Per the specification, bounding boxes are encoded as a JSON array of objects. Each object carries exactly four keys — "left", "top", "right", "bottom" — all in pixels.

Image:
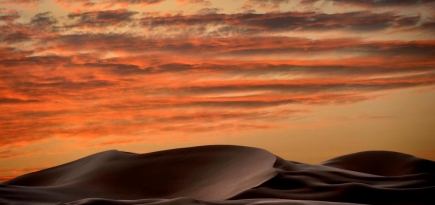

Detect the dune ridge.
[{"left": 1, "top": 145, "right": 434, "bottom": 205}]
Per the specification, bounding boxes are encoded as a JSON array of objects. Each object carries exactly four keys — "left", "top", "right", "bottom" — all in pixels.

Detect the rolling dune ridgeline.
[{"left": 1, "top": 145, "right": 434, "bottom": 205}]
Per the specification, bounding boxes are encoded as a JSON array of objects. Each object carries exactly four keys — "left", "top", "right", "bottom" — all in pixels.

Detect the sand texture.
[{"left": 1, "top": 145, "right": 434, "bottom": 205}]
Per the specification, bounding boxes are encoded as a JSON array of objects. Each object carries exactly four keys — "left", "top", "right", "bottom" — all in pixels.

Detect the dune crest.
[
  {"left": 320, "top": 150, "right": 435, "bottom": 176},
  {"left": 1, "top": 145, "right": 434, "bottom": 205},
  {"left": 2, "top": 145, "right": 277, "bottom": 203}
]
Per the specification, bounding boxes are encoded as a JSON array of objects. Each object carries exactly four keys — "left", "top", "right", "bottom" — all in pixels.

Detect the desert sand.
[{"left": 1, "top": 145, "right": 434, "bottom": 205}]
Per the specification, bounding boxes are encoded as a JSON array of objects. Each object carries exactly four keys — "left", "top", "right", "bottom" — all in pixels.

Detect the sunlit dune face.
[{"left": 0, "top": 0, "right": 435, "bottom": 181}]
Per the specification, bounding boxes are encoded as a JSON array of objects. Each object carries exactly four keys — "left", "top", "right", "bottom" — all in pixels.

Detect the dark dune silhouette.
[{"left": 1, "top": 145, "right": 434, "bottom": 205}]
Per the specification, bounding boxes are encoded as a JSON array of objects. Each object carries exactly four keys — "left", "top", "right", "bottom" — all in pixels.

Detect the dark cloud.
[
  {"left": 43, "top": 34, "right": 435, "bottom": 59},
  {"left": 141, "top": 11, "right": 420, "bottom": 33},
  {"left": 421, "top": 20, "right": 435, "bottom": 31},
  {"left": 0, "top": 55, "right": 70, "bottom": 68},
  {"left": 0, "top": 25, "right": 32, "bottom": 43},
  {"left": 0, "top": 47, "right": 33, "bottom": 60},
  {"left": 175, "top": 74, "right": 435, "bottom": 96},
  {"left": 392, "top": 15, "right": 421, "bottom": 28},
  {"left": 97, "top": 93, "right": 372, "bottom": 111},
  {"left": 9, "top": 79, "right": 115, "bottom": 100},
  {"left": 0, "top": 9, "right": 20, "bottom": 23},
  {"left": 196, "top": 8, "right": 222, "bottom": 15},
  {"left": 26, "top": 58, "right": 433, "bottom": 79},
  {"left": 300, "top": 0, "right": 318, "bottom": 4},
  {"left": 329, "top": 0, "right": 435, "bottom": 7},
  {"left": 80, "top": 63, "right": 153, "bottom": 75},
  {"left": 0, "top": 12, "right": 59, "bottom": 44},
  {"left": 242, "top": 0, "right": 290, "bottom": 10},
  {"left": 67, "top": 9, "right": 138, "bottom": 27},
  {"left": 2, "top": 8, "right": 424, "bottom": 42},
  {"left": 0, "top": 56, "right": 116, "bottom": 101},
  {"left": 0, "top": 98, "right": 39, "bottom": 104},
  {"left": 16, "top": 34, "right": 431, "bottom": 89},
  {"left": 176, "top": 0, "right": 211, "bottom": 6},
  {"left": 31, "top": 12, "right": 58, "bottom": 27}
]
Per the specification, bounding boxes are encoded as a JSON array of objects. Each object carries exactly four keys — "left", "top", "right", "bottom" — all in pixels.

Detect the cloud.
[
  {"left": 173, "top": 73, "right": 435, "bottom": 96},
  {"left": 0, "top": 149, "right": 41, "bottom": 160},
  {"left": 140, "top": 11, "right": 422, "bottom": 36},
  {"left": 0, "top": 25, "right": 32, "bottom": 43},
  {"left": 67, "top": 9, "right": 138, "bottom": 28},
  {"left": 327, "top": 0, "right": 435, "bottom": 7},
  {"left": 31, "top": 12, "right": 58, "bottom": 27},
  {"left": 0, "top": 3, "right": 434, "bottom": 153},
  {"left": 196, "top": 8, "right": 222, "bottom": 15},
  {"left": 242, "top": 0, "right": 290, "bottom": 10},
  {"left": 420, "top": 15, "right": 435, "bottom": 32},
  {"left": 0, "top": 9, "right": 20, "bottom": 23},
  {"left": 54, "top": 0, "right": 166, "bottom": 10},
  {"left": 176, "top": 0, "right": 211, "bottom": 6},
  {"left": 0, "top": 98, "right": 39, "bottom": 104},
  {"left": 0, "top": 0, "right": 43, "bottom": 7},
  {"left": 0, "top": 12, "right": 60, "bottom": 44},
  {"left": 1, "top": 8, "right": 429, "bottom": 45},
  {"left": 2, "top": 49, "right": 431, "bottom": 146},
  {"left": 33, "top": 33, "right": 435, "bottom": 61},
  {"left": 300, "top": 0, "right": 318, "bottom": 4},
  {"left": 0, "top": 47, "right": 33, "bottom": 61}
]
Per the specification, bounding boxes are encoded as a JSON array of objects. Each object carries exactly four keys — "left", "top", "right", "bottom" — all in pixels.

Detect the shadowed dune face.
[
  {"left": 320, "top": 151, "right": 435, "bottom": 176},
  {"left": 63, "top": 198, "right": 366, "bottom": 205},
  {"left": 2, "top": 146, "right": 277, "bottom": 201},
  {"left": 232, "top": 155, "right": 435, "bottom": 205},
  {"left": 1, "top": 146, "right": 435, "bottom": 205}
]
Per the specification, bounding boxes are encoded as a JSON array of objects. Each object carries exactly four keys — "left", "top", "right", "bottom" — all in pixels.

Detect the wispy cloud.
[
  {"left": 0, "top": 0, "right": 43, "bottom": 7},
  {"left": 67, "top": 9, "right": 138, "bottom": 28},
  {"left": 242, "top": 0, "right": 290, "bottom": 10},
  {"left": 312, "top": 0, "right": 435, "bottom": 7},
  {"left": 54, "top": 0, "right": 166, "bottom": 10},
  {"left": 0, "top": 0, "right": 434, "bottom": 163},
  {"left": 176, "top": 0, "right": 211, "bottom": 6},
  {"left": 0, "top": 8, "right": 20, "bottom": 23},
  {"left": 139, "top": 11, "right": 423, "bottom": 35}
]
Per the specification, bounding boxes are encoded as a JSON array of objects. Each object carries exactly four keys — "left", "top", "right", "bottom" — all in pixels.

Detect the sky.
[{"left": 0, "top": 0, "right": 435, "bottom": 181}]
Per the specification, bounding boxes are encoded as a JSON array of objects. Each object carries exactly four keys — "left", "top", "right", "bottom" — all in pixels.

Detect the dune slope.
[
  {"left": 1, "top": 146, "right": 277, "bottom": 204},
  {"left": 1, "top": 146, "right": 434, "bottom": 205},
  {"left": 232, "top": 154, "right": 435, "bottom": 205}
]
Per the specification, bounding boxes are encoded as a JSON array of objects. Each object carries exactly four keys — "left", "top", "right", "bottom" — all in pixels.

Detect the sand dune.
[{"left": 1, "top": 145, "right": 434, "bottom": 205}]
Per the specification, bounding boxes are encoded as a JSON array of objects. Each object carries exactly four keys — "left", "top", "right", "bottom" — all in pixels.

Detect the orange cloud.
[
  {"left": 1, "top": 3, "right": 434, "bottom": 163},
  {"left": 0, "top": 149, "right": 41, "bottom": 160},
  {"left": 315, "top": 0, "right": 435, "bottom": 7},
  {"left": 0, "top": 0, "right": 42, "bottom": 7},
  {"left": 139, "top": 11, "right": 422, "bottom": 35},
  {"left": 0, "top": 8, "right": 20, "bottom": 23},
  {"left": 54, "top": 0, "right": 166, "bottom": 11}
]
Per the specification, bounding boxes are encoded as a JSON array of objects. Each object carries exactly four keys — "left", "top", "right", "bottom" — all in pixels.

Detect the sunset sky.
[{"left": 1, "top": 0, "right": 435, "bottom": 181}]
